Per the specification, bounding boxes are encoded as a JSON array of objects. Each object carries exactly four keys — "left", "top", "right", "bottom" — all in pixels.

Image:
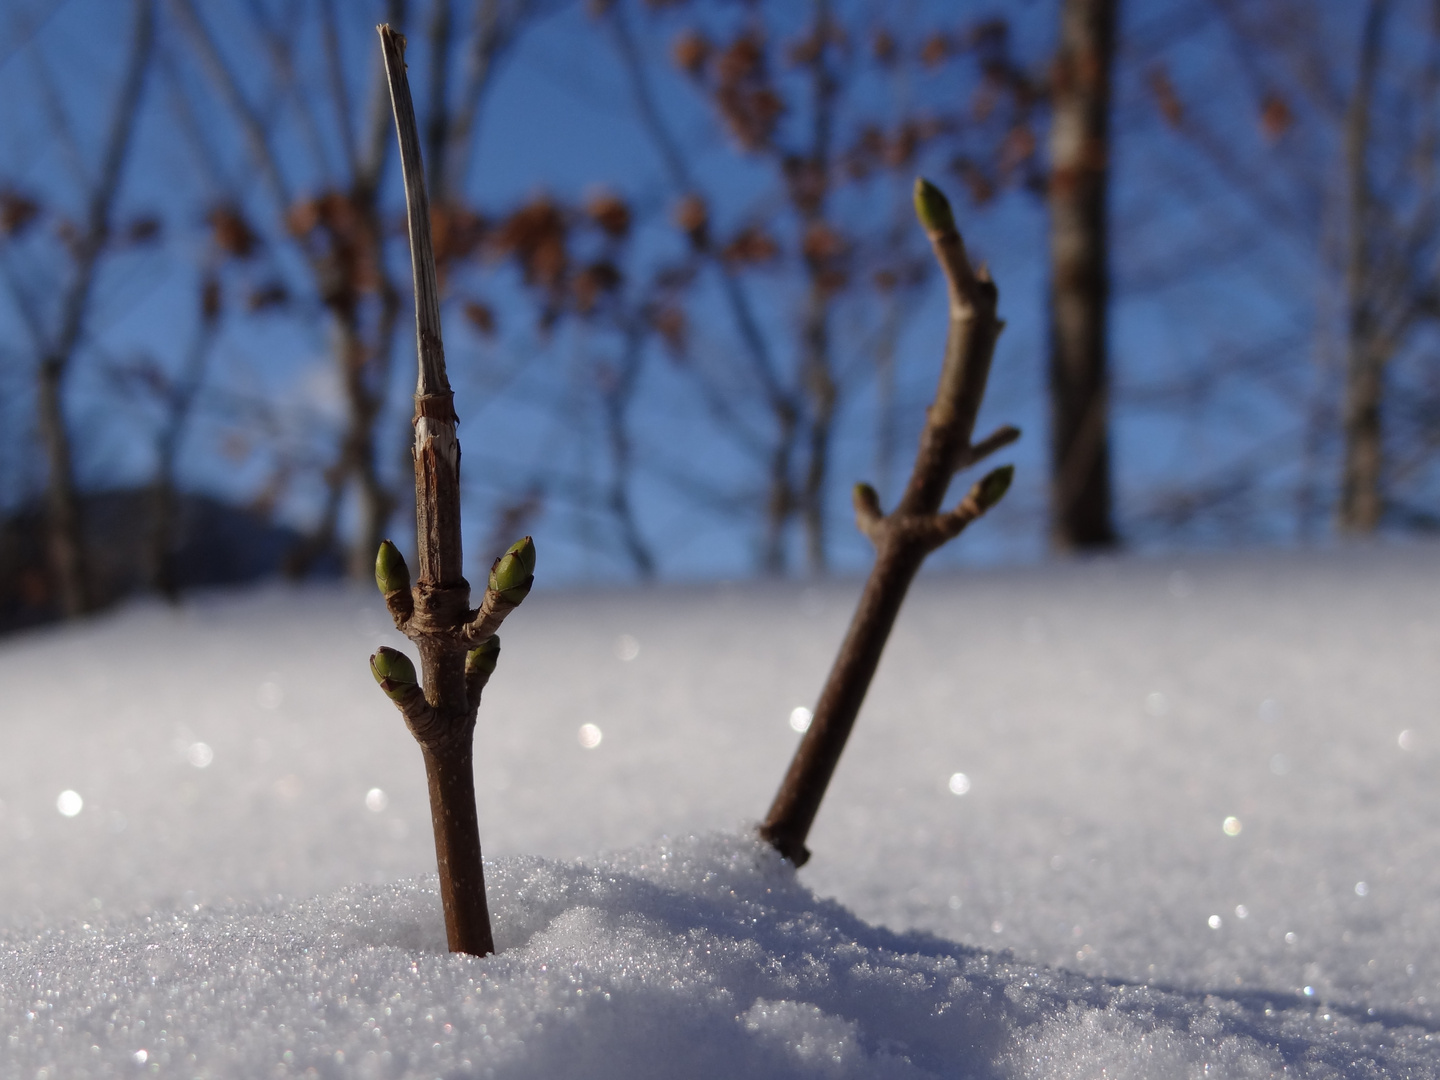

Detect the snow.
[{"left": 2, "top": 544, "right": 1440, "bottom": 1077}]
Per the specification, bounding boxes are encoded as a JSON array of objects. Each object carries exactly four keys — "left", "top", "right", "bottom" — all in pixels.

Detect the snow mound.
[
  {"left": 8, "top": 830, "right": 1430, "bottom": 1079},
  {"left": 4, "top": 545, "right": 1440, "bottom": 1075}
]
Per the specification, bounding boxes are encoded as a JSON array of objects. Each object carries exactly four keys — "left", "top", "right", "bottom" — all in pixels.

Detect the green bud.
[
  {"left": 488, "top": 536, "right": 536, "bottom": 603},
  {"left": 465, "top": 635, "right": 501, "bottom": 679},
  {"left": 370, "top": 646, "right": 418, "bottom": 700},
  {"left": 375, "top": 539, "right": 410, "bottom": 595},
  {"left": 973, "top": 464, "right": 1014, "bottom": 511},
  {"left": 507, "top": 535, "right": 537, "bottom": 576},
  {"left": 913, "top": 178, "right": 955, "bottom": 235}
]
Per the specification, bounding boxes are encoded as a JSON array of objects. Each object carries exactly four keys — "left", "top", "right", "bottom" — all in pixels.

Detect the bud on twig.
[
  {"left": 913, "top": 177, "right": 955, "bottom": 235},
  {"left": 375, "top": 539, "right": 414, "bottom": 626},
  {"left": 370, "top": 646, "right": 418, "bottom": 700},
  {"left": 488, "top": 536, "right": 536, "bottom": 604},
  {"left": 375, "top": 539, "right": 410, "bottom": 595},
  {"left": 852, "top": 482, "right": 884, "bottom": 543},
  {"left": 379, "top": 20, "right": 509, "bottom": 959},
  {"left": 464, "top": 634, "right": 501, "bottom": 707},
  {"left": 760, "top": 179, "right": 1016, "bottom": 867},
  {"left": 972, "top": 464, "right": 1014, "bottom": 511},
  {"left": 466, "top": 635, "right": 501, "bottom": 679}
]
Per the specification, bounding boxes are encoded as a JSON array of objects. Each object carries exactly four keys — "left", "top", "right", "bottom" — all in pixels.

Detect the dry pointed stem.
[
  {"left": 375, "top": 23, "right": 501, "bottom": 957},
  {"left": 759, "top": 181, "right": 1017, "bottom": 867}
]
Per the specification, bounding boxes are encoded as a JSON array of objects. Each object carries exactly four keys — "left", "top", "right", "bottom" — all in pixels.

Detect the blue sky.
[{"left": 0, "top": 0, "right": 1398, "bottom": 586}]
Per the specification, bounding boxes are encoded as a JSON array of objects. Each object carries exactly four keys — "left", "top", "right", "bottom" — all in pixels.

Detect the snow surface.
[{"left": 2, "top": 545, "right": 1440, "bottom": 1077}]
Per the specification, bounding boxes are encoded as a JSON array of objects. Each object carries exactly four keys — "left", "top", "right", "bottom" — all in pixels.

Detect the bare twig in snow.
[
  {"left": 759, "top": 180, "right": 1017, "bottom": 866},
  {"left": 371, "top": 23, "right": 535, "bottom": 958}
]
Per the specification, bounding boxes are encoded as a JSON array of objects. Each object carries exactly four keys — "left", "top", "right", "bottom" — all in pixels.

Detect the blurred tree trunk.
[
  {"left": 148, "top": 275, "right": 220, "bottom": 599},
  {"left": 1048, "top": 0, "right": 1119, "bottom": 551},
  {"left": 603, "top": 317, "right": 656, "bottom": 579},
  {"left": 36, "top": 0, "right": 154, "bottom": 616},
  {"left": 1338, "top": 0, "right": 1390, "bottom": 533}
]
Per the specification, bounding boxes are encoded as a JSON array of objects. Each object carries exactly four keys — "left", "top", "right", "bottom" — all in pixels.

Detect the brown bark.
[
  {"left": 373, "top": 25, "right": 534, "bottom": 957},
  {"left": 760, "top": 181, "right": 1017, "bottom": 866},
  {"left": 1339, "top": 0, "right": 1391, "bottom": 533},
  {"left": 421, "top": 738, "right": 494, "bottom": 949},
  {"left": 34, "top": 0, "right": 154, "bottom": 618},
  {"left": 1047, "top": 0, "right": 1118, "bottom": 551}
]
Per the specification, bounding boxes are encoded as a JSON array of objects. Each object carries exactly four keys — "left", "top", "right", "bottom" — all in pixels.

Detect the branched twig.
[
  {"left": 759, "top": 180, "right": 1018, "bottom": 866},
  {"left": 369, "top": 24, "right": 536, "bottom": 957}
]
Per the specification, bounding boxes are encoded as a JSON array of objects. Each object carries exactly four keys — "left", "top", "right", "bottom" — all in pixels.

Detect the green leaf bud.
[
  {"left": 465, "top": 635, "right": 501, "bottom": 679},
  {"left": 913, "top": 177, "right": 955, "bottom": 235},
  {"left": 488, "top": 536, "right": 536, "bottom": 603},
  {"left": 973, "top": 464, "right": 1014, "bottom": 511},
  {"left": 370, "top": 646, "right": 418, "bottom": 700},
  {"left": 508, "top": 535, "right": 537, "bottom": 576},
  {"left": 375, "top": 539, "right": 410, "bottom": 596}
]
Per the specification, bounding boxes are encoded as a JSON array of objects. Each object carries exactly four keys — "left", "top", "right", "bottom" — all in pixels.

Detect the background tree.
[
  {"left": 169, "top": 0, "right": 548, "bottom": 579},
  {"left": 1136, "top": 0, "right": 1440, "bottom": 536},
  {"left": 1047, "top": 0, "right": 1120, "bottom": 549},
  {"left": 604, "top": 0, "right": 1030, "bottom": 574},
  {"left": 0, "top": 0, "right": 156, "bottom": 617}
]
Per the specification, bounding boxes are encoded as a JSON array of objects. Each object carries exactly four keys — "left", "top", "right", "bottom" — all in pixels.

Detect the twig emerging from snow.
[
  {"left": 370, "top": 24, "right": 535, "bottom": 957},
  {"left": 759, "top": 180, "right": 1017, "bottom": 867}
]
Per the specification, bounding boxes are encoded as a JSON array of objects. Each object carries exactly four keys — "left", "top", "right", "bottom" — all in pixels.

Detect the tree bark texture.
[
  {"left": 1047, "top": 0, "right": 1119, "bottom": 551},
  {"left": 1339, "top": 0, "right": 1390, "bottom": 534}
]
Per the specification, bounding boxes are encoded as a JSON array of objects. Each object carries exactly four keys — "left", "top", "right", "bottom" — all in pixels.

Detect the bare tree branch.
[
  {"left": 759, "top": 180, "right": 1016, "bottom": 866},
  {"left": 35, "top": 0, "right": 155, "bottom": 617},
  {"left": 375, "top": 22, "right": 534, "bottom": 958}
]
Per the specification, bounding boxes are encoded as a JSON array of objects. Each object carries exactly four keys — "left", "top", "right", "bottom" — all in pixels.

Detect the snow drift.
[{"left": 2, "top": 545, "right": 1439, "bottom": 1076}]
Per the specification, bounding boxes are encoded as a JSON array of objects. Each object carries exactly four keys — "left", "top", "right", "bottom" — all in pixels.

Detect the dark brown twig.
[
  {"left": 759, "top": 179, "right": 1018, "bottom": 867},
  {"left": 371, "top": 24, "right": 536, "bottom": 957}
]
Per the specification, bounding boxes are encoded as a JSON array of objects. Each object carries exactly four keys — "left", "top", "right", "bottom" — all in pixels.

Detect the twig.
[
  {"left": 759, "top": 180, "right": 1018, "bottom": 866},
  {"left": 371, "top": 23, "right": 536, "bottom": 957}
]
